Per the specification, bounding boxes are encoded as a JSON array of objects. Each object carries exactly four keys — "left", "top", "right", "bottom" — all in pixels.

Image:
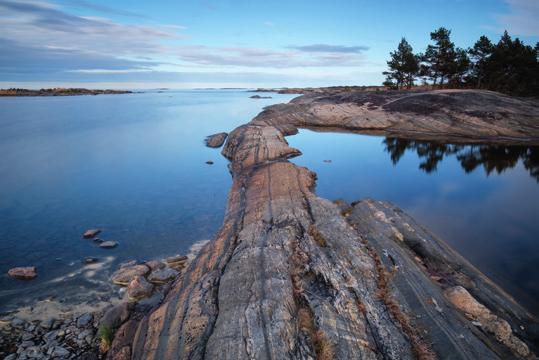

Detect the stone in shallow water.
[
  {"left": 127, "top": 276, "right": 153, "bottom": 300},
  {"left": 82, "top": 229, "right": 101, "bottom": 238},
  {"left": 99, "top": 240, "right": 118, "bottom": 249},
  {"left": 111, "top": 265, "right": 149, "bottom": 286},
  {"left": 205, "top": 132, "right": 228, "bottom": 148},
  {"left": 7, "top": 267, "right": 37, "bottom": 280},
  {"left": 148, "top": 267, "right": 179, "bottom": 284},
  {"left": 84, "top": 257, "right": 98, "bottom": 264}
]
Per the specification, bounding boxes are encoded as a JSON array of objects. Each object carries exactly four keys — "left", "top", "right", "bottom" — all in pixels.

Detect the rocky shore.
[
  {"left": 4, "top": 89, "right": 538, "bottom": 359},
  {"left": 102, "top": 89, "right": 538, "bottom": 359}
]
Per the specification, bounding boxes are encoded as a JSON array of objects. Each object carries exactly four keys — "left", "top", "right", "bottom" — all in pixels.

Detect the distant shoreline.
[{"left": 0, "top": 88, "right": 133, "bottom": 97}]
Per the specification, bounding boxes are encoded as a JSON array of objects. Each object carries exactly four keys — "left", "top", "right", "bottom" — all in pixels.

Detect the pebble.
[
  {"left": 76, "top": 313, "right": 93, "bottom": 328},
  {"left": 51, "top": 346, "right": 70, "bottom": 357}
]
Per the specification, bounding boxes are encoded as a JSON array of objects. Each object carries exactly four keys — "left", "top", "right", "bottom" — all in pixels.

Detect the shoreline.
[
  {"left": 107, "top": 89, "right": 537, "bottom": 359},
  {"left": 0, "top": 88, "right": 133, "bottom": 97},
  {"left": 3, "top": 89, "right": 538, "bottom": 359}
]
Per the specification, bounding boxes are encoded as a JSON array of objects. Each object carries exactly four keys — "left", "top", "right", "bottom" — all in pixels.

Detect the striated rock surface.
[{"left": 110, "top": 90, "right": 538, "bottom": 359}]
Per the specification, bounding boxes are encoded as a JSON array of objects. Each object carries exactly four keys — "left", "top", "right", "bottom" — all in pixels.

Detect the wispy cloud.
[
  {"left": 288, "top": 44, "right": 369, "bottom": 54},
  {"left": 59, "top": 0, "right": 150, "bottom": 19},
  {"left": 497, "top": 0, "right": 539, "bottom": 36},
  {"left": 0, "top": 0, "right": 372, "bottom": 84},
  {"left": 174, "top": 45, "right": 366, "bottom": 68}
]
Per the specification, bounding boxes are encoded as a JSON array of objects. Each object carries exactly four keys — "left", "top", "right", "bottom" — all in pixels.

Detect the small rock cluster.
[
  {"left": 83, "top": 228, "right": 118, "bottom": 249},
  {"left": 0, "top": 313, "right": 100, "bottom": 359},
  {"left": 111, "top": 255, "right": 188, "bottom": 301}
]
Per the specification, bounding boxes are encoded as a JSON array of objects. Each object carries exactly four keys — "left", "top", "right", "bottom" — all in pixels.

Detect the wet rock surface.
[{"left": 106, "top": 90, "right": 539, "bottom": 359}]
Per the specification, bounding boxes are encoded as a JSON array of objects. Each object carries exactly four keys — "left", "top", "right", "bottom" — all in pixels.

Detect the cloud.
[
  {"left": 0, "top": 0, "right": 182, "bottom": 58},
  {"left": 288, "top": 44, "right": 369, "bottom": 54},
  {"left": 497, "top": 0, "right": 539, "bottom": 36},
  {"left": 263, "top": 21, "right": 274, "bottom": 27},
  {"left": 0, "top": 0, "right": 372, "bottom": 83},
  {"left": 173, "top": 45, "right": 367, "bottom": 68},
  {"left": 59, "top": 0, "right": 150, "bottom": 19},
  {"left": 0, "top": 38, "right": 154, "bottom": 74}
]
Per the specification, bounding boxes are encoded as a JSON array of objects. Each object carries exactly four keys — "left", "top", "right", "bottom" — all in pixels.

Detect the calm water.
[
  {"left": 0, "top": 90, "right": 296, "bottom": 312},
  {"left": 288, "top": 129, "right": 539, "bottom": 316}
]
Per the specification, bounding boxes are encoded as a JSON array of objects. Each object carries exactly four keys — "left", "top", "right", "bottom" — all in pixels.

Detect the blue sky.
[{"left": 1, "top": 0, "right": 538, "bottom": 89}]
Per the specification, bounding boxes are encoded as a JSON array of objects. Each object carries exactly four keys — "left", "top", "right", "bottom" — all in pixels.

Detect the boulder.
[
  {"left": 82, "top": 229, "right": 101, "bottom": 238},
  {"left": 100, "top": 302, "right": 133, "bottom": 330},
  {"left": 144, "top": 260, "right": 165, "bottom": 271},
  {"left": 7, "top": 267, "right": 37, "bottom": 280},
  {"left": 148, "top": 267, "right": 179, "bottom": 284},
  {"left": 111, "top": 264, "right": 149, "bottom": 286},
  {"left": 205, "top": 132, "right": 228, "bottom": 148},
  {"left": 127, "top": 276, "right": 153, "bottom": 300},
  {"left": 99, "top": 240, "right": 118, "bottom": 249}
]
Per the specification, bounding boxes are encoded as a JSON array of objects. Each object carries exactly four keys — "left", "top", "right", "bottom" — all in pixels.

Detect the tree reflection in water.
[{"left": 383, "top": 137, "right": 539, "bottom": 181}]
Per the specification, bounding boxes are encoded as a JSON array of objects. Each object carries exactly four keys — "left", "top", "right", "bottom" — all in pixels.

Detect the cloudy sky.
[{"left": 1, "top": 0, "right": 538, "bottom": 89}]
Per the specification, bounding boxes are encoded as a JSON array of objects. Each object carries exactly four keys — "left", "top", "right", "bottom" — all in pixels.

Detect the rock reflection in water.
[{"left": 383, "top": 137, "right": 539, "bottom": 181}]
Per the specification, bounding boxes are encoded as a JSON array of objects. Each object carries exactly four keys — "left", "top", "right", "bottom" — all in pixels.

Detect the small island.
[{"left": 0, "top": 88, "right": 132, "bottom": 97}]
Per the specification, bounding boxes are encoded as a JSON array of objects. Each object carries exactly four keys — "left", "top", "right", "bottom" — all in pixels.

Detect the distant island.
[
  {"left": 0, "top": 88, "right": 133, "bottom": 97},
  {"left": 250, "top": 85, "right": 388, "bottom": 94}
]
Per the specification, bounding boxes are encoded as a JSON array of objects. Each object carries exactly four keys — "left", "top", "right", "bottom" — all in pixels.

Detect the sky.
[{"left": 1, "top": 0, "right": 538, "bottom": 89}]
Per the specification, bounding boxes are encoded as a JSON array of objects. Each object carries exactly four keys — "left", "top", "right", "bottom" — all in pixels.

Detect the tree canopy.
[{"left": 383, "top": 28, "right": 538, "bottom": 96}]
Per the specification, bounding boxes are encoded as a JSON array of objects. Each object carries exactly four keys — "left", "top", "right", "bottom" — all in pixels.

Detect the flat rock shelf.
[{"left": 109, "top": 90, "right": 539, "bottom": 359}]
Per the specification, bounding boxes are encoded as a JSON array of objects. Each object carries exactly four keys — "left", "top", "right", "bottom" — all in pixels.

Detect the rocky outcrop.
[
  {"left": 110, "top": 90, "right": 538, "bottom": 359},
  {"left": 205, "top": 132, "right": 228, "bottom": 148}
]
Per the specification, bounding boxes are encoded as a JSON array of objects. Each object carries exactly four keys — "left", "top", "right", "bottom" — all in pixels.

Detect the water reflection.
[{"left": 383, "top": 138, "right": 539, "bottom": 181}]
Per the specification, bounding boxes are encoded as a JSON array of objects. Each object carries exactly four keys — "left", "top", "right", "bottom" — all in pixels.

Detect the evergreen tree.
[
  {"left": 420, "top": 27, "right": 458, "bottom": 86},
  {"left": 468, "top": 36, "right": 494, "bottom": 88},
  {"left": 383, "top": 38, "right": 419, "bottom": 89},
  {"left": 482, "top": 31, "right": 538, "bottom": 95}
]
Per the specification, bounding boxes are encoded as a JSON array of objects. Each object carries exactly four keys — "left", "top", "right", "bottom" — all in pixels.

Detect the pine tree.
[
  {"left": 383, "top": 38, "right": 419, "bottom": 89},
  {"left": 468, "top": 36, "right": 494, "bottom": 88},
  {"left": 420, "top": 27, "right": 458, "bottom": 86}
]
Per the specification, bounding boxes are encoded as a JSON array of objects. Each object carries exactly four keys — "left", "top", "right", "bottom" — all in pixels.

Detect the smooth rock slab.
[
  {"left": 127, "top": 276, "right": 153, "bottom": 300},
  {"left": 111, "top": 265, "right": 149, "bottom": 286},
  {"left": 82, "top": 229, "right": 101, "bottom": 238},
  {"left": 147, "top": 267, "right": 179, "bottom": 284},
  {"left": 8, "top": 267, "right": 37, "bottom": 280}
]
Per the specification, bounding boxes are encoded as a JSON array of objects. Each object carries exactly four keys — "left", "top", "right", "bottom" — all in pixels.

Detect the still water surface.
[
  {"left": 0, "top": 90, "right": 296, "bottom": 311},
  {"left": 288, "top": 129, "right": 539, "bottom": 316}
]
